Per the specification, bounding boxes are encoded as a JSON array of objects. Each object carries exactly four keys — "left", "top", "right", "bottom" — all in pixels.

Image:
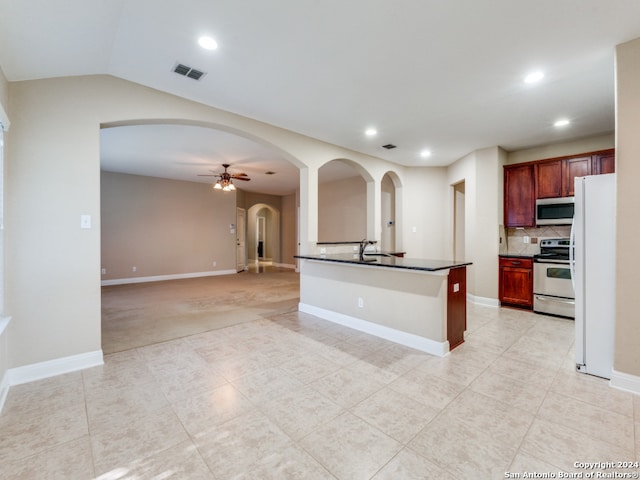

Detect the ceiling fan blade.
[
  {"left": 234, "top": 172, "right": 249, "bottom": 177},
  {"left": 233, "top": 176, "right": 251, "bottom": 181},
  {"left": 197, "top": 174, "right": 218, "bottom": 177}
]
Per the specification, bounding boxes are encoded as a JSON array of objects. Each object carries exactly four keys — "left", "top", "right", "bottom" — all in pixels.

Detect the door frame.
[{"left": 236, "top": 207, "right": 247, "bottom": 272}]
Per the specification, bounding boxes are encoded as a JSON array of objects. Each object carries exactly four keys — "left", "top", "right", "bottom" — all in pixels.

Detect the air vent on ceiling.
[
  {"left": 173, "top": 63, "right": 206, "bottom": 81},
  {"left": 382, "top": 144, "right": 397, "bottom": 150}
]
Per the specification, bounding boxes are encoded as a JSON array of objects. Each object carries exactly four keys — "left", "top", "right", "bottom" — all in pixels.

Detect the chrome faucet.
[{"left": 359, "top": 238, "right": 375, "bottom": 260}]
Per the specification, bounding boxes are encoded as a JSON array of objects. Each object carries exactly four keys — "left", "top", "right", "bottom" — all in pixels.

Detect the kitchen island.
[{"left": 295, "top": 253, "right": 471, "bottom": 356}]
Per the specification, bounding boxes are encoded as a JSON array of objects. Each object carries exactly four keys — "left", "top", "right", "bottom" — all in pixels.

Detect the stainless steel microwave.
[{"left": 535, "top": 197, "right": 575, "bottom": 225}]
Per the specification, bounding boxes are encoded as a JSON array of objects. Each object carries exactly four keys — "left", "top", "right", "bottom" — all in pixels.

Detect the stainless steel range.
[{"left": 533, "top": 238, "right": 575, "bottom": 319}]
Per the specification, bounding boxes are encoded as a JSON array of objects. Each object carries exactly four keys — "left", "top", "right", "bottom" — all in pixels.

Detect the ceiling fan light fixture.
[{"left": 202, "top": 164, "right": 246, "bottom": 192}]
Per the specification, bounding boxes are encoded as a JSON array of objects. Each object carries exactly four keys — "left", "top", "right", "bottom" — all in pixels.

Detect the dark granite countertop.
[
  {"left": 295, "top": 253, "right": 472, "bottom": 272},
  {"left": 499, "top": 254, "right": 534, "bottom": 259}
]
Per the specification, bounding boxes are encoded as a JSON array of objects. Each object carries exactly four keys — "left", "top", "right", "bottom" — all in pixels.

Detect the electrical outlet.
[
  {"left": 101, "top": 268, "right": 106, "bottom": 275},
  {"left": 132, "top": 266, "right": 137, "bottom": 272},
  {"left": 523, "top": 236, "right": 530, "bottom": 244},
  {"left": 212, "top": 261, "right": 217, "bottom": 267},
  {"left": 320, "top": 248, "right": 326, "bottom": 254},
  {"left": 358, "top": 297, "right": 364, "bottom": 308}
]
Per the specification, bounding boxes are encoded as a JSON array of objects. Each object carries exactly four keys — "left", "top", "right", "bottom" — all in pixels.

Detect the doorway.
[
  {"left": 257, "top": 216, "right": 266, "bottom": 261},
  {"left": 236, "top": 207, "right": 247, "bottom": 272},
  {"left": 247, "top": 203, "right": 280, "bottom": 267},
  {"left": 453, "top": 181, "right": 466, "bottom": 261},
  {"left": 381, "top": 173, "right": 396, "bottom": 252}
]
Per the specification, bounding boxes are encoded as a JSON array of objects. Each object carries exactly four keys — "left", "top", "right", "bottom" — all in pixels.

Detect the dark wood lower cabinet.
[
  {"left": 447, "top": 266, "right": 467, "bottom": 350},
  {"left": 499, "top": 257, "right": 533, "bottom": 309}
]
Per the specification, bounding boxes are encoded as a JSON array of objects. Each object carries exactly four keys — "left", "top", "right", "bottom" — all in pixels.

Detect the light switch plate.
[{"left": 80, "top": 214, "right": 91, "bottom": 229}]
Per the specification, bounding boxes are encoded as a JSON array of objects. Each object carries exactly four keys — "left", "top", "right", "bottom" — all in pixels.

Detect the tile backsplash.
[{"left": 505, "top": 225, "right": 571, "bottom": 256}]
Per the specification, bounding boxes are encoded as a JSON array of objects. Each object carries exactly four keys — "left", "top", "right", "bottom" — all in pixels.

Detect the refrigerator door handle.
[{"left": 569, "top": 219, "right": 576, "bottom": 292}]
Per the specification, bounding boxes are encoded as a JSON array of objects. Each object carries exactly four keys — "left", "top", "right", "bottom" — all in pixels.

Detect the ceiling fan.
[{"left": 198, "top": 163, "right": 250, "bottom": 191}]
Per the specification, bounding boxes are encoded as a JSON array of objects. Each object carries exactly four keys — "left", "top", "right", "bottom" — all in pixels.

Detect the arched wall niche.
[{"left": 317, "top": 158, "right": 372, "bottom": 242}]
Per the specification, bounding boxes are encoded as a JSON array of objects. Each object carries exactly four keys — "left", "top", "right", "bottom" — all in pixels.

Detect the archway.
[
  {"left": 317, "top": 158, "right": 372, "bottom": 243},
  {"left": 380, "top": 170, "right": 403, "bottom": 253},
  {"left": 247, "top": 203, "right": 281, "bottom": 267},
  {"left": 99, "top": 121, "right": 299, "bottom": 352}
]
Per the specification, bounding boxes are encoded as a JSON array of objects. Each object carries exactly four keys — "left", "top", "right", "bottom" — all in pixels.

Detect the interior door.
[{"left": 236, "top": 207, "right": 246, "bottom": 272}]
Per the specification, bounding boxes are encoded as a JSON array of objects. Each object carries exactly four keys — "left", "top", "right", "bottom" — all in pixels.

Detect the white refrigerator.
[{"left": 571, "top": 173, "right": 616, "bottom": 379}]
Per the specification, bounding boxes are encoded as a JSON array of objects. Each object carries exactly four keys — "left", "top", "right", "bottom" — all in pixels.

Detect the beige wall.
[
  {"left": 444, "top": 146, "right": 505, "bottom": 302},
  {"left": 614, "top": 37, "right": 640, "bottom": 377},
  {"left": 101, "top": 172, "right": 237, "bottom": 280},
  {"left": 0, "top": 66, "right": 8, "bottom": 113},
  {"left": 401, "top": 167, "right": 448, "bottom": 259},
  {"left": 280, "top": 193, "right": 297, "bottom": 266},
  {"left": 4, "top": 74, "right": 424, "bottom": 369},
  {"left": 506, "top": 133, "right": 614, "bottom": 164},
  {"left": 0, "top": 68, "right": 7, "bottom": 393},
  {"left": 318, "top": 176, "right": 366, "bottom": 242},
  {"left": 7, "top": 79, "right": 103, "bottom": 367}
]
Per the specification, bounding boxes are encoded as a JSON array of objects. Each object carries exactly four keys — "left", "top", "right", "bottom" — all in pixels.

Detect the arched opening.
[
  {"left": 247, "top": 203, "right": 280, "bottom": 270},
  {"left": 381, "top": 173, "right": 396, "bottom": 252},
  {"left": 453, "top": 180, "right": 466, "bottom": 261},
  {"left": 99, "top": 121, "right": 301, "bottom": 352},
  {"left": 317, "top": 158, "right": 371, "bottom": 243}
]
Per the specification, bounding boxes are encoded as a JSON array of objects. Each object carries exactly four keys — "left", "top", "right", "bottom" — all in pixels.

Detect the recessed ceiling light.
[
  {"left": 365, "top": 128, "right": 377, "bottom": 137},
  {"left": 198, "top": 36, "right": 218, "bottom": 50},
  {"left": 420, "top": 149, "right": 432, "bottom": 158},
  {"left": 554, "top": 118, "right": 570, "bottom": 127},
  {"left": 524, "top": 71, "right": 544, "bottom": 84}
]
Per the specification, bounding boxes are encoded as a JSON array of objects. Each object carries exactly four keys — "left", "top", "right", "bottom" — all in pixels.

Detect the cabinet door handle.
[{"left": 511, "top": 261, "right": 521, "bottom": 265}]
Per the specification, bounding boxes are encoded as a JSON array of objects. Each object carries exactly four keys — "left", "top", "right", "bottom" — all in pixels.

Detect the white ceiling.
[{"left": 2, "top": 0, "right": 640, "bottom": 195}]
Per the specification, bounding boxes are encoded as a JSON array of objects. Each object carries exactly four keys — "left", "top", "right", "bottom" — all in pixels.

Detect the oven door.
[{"left": 533, "top": 260, "right": 575, "bottom": 318}]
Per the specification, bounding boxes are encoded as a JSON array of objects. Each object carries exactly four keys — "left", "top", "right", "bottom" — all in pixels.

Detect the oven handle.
[
  {"left": 534, "top": 259, "right": 570, "bottom": 265},
  {"left": 535, "top": 295, "right": 575, "bottom": 305}
]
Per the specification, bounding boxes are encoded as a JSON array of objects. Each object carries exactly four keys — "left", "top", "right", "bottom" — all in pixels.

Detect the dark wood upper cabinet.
[
  {"left": 563, "top": 156, "right": 592, "bottom": 197},
  {"left": 504, "top": 149, "right": 614, "bottom": 227},
  {"left": 593, "top": 151, "right": 615, "bottom": 175},
  {"left": 504, "top": 164, "right": 535, "bottom": 227},
  {"left": 535, "top": 160, "right": 563, "bottom": 198},
  {"left": 535, "top": 156, "right": 592, "bottom": 198}
]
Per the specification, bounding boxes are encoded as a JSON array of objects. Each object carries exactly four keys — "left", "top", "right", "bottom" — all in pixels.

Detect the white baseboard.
[
  {"left": 0, "top": 369, "right": 9, "bottom": 415},
  {"left": 8, "top": 350, "right": 104, "bottom": 387},
  {"left": 0, "top": 315, "right": 10, "bottom": 336},
  {"left": 467, "top": 294, "right": 499, "bottom": 307},
  {"left": 0, "top": 315, "right": 11, "bottom": 414},
  {"left": 610, "top": 368, "right": 640, "bottom": 395},
  {"left": 298, "top": 303, "right": 449, "bottom": 357},
  {"left": 101, "top": 269, "right": 237, "bottom": 286}
]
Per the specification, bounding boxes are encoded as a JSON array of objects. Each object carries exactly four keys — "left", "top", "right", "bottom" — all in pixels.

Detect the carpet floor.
[{"left": 101, "top": 267, "right": 300, "bottom": 354}]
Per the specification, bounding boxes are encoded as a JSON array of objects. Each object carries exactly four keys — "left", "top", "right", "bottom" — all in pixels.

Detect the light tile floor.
[{"left": 1, "top": 304, "right": 638, "bottom": 479}]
